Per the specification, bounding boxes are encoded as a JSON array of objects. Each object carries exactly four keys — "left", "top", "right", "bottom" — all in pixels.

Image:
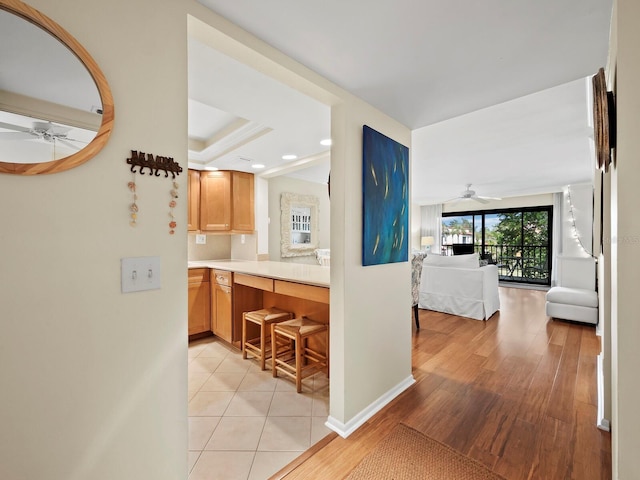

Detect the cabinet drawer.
[
  {"left": 212, "top": 269, "right": 232, "bottom": 286},
  {"left": 274, "top": 280, "right": 329, "bottom": 304},
  {"left": 188, "top": 268, "right": 209, "bottom": 284},
  {"left": 234, "top": 273, "right": 274, "bottom": 291}
]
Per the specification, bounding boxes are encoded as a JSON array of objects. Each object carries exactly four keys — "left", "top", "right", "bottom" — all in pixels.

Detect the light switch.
[
  {"left": 121, "top": 256, "right": 161, "bottom": 293},
  {"left": 195, "top": 234, "right": 206, "bottom": 245}
]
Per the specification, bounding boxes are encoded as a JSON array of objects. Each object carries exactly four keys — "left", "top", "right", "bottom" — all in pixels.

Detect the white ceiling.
[
  {"left": 189, "top": 0, "right": 612, "bottom": 201},
  {"left": 1, "top": 2, "right": 612, "bottom": 201},
  {"left": 0, "top": 10, "right": 100, "bottom": 113},
  {"left": 187, "top": 38, "right": 331, "bottom": 179},
  {"left": 411, "top": 78, "right": 595, "bottom": 204}
]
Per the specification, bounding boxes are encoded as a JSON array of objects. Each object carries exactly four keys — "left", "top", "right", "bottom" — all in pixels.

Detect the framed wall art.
[{"left": 362, "top": 125, "right": 409, "bottom": 266}]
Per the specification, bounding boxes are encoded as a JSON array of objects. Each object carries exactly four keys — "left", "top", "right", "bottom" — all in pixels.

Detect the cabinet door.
[
  {"left": 211, "top": 283, "right": 233, "bottom": 343},
  {"left": 187, "top": 169, "right": 200, "bottom": 232},
  {"left": 200, "top": 171, "right": 231, "bottom": 231},
  {"left": 231, "top": 171, "right": 255, "bottom": 232},
  {"left": 188, "top": 270, "right": 210, "bottom": 335}
]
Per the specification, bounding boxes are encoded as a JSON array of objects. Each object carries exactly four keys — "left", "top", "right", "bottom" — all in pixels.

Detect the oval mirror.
[{"left": 0, "top": 0, "right": 113, "bottom": 175}]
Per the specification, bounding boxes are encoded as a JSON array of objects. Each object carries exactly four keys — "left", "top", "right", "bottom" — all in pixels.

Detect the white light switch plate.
[
  {"left": 195, "top": 234, "right": 206, "bottom": 244},
  {"left": 121, "top": 256, "right": 161, "bottom": 293}
]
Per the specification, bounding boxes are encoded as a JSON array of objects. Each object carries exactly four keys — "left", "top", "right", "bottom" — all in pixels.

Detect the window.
[{"left": 441, "top": 206, "right": 552, "bottom": 285}]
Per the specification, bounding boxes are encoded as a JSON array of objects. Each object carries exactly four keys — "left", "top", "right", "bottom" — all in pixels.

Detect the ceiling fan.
[
  {"left": 0, "top": 120, "right": 86, "bottom": 151},
  {"left": 444, "top": 184, "right": 502, "bottom": 204}
]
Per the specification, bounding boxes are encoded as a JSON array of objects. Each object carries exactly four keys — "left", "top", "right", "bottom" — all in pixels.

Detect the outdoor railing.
[{"left": 441, "top": 244, "right": 550, "bottom": 285}]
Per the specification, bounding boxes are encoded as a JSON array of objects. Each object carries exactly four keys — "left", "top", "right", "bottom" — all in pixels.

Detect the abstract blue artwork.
[{"left": 362, "top": 125, "right": 409, "bottom": 266}]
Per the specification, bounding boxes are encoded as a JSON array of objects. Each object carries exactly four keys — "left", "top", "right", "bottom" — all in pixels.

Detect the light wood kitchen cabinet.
[
  {"left": 199, "top": 170, "right": 254, "bottom": 233},
  {"left": 188, "top": 268, "right": 210, "bottom": 336},
  {"left": 211, "top": 270, "right": 233, "bottom": 343},
  {"left": 187, "top": 169, "right": 200, "bottom": 232},
  {"left": 230, "top": 171, "right": 254, "bottom": 232}
]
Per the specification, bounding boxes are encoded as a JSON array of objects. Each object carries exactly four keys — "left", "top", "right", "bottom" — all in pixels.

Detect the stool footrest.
[{"left": 271, "top": 316, "right": 329, "bottom": 393}]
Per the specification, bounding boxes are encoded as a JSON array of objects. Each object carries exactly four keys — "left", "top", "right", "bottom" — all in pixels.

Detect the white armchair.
[
  {"left": 418, "top": 253, "right": 500, "bottom": 321},
  {"left": 545, "top": 256, "right": 598, "bottom": 325}
]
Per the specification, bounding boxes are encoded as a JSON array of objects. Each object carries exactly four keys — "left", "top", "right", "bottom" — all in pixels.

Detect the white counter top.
[{"left": 188, "top": 260, "right": 330, "bottom": 288}]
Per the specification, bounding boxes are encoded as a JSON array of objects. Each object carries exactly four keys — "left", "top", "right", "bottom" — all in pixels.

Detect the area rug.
[{"left": 345, "top": 424, "right": 506, "bottom": 480}]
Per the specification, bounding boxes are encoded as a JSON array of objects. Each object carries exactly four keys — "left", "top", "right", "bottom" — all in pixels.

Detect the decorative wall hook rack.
[{"left": 126, "top": 150, "right": 183, "bottom": 178}]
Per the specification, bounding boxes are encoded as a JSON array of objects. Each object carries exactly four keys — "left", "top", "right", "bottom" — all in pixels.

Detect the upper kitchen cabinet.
[
  {"left": 198, "top": 170, "right": 254, "bottom": 233},
  {"left": 187, "top": 169, "right": 200, "bottom": 232},
  {"left": 230, "top": 171, "right": 255, "bottom": 232}
]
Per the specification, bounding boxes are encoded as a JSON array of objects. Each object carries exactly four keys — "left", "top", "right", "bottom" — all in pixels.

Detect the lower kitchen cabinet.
[
  {"left": 188, "top": 268, "right": 210, "bottom": 335},
  {"left": 211, "top": 270, "right": 233, "bottom": 343}
]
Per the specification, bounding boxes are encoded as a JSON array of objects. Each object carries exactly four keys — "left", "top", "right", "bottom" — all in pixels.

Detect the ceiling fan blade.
[
  {"left": 472, "top": 197, "right": 490, "bottom": 204},
  {"left": 63, "top": 136, "right": 88, "bottom": 145},
  {"left": 0, "top": 131, "right": 34, "bottom": 140},
  {"left": 51, "top": 126, "right": 72, "bottom": 136},
  {"left": 0, "top": 121, "right": 32, "bottom": 133},
  {"left": 477, "top": 195, "right": 502, "bottom": 201},
  {"left": 57, "top": 138, "right": 81, "bottom": 150}
]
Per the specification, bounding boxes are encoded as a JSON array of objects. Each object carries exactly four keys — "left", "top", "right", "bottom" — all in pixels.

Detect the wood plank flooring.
[{"left": 277, "top": 286, "right": 611, "bottom": 480}]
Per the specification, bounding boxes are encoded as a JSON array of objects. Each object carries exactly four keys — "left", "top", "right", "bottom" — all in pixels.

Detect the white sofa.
[
  {"left": 545, "top": 256, "right": 598, "bottom": 325},
  {"left": 418, "top": 253, "right": 500, "bottom": 321}
]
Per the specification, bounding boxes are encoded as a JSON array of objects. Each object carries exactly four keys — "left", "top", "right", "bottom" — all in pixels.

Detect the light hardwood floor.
[{"left": 276, "top": 286, "right": 611, "bottom": 480}]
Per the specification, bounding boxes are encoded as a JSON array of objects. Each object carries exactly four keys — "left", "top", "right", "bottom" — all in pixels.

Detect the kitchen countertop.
[{"left": 188, "top": 260, "right": 330, "bottom": 288}]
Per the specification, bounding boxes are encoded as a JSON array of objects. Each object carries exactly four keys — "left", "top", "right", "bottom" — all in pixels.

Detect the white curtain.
[
  {"left": 420, "top": 204, "right": 442, "bottom": 254},
  {"left": 551, "top": 191, "right": 564, "bottom": 286}
]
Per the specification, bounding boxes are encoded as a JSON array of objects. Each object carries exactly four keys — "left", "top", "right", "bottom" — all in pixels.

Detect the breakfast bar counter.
[
  {"left": 188, "top": 260, "right": 329, "bottom": 288},
  {"left": 187, "top": 260, "right": 329, "bottom": 351}
]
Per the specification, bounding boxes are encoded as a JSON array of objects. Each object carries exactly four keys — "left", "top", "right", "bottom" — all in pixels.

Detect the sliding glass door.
[{"left": 442, "top": 206, "right": 552, "bottom": 285}]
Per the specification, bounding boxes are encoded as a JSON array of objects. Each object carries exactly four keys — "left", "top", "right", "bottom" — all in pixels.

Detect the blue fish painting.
[{"left": 362, "top": 125, "right": 409, "bottom": 266}]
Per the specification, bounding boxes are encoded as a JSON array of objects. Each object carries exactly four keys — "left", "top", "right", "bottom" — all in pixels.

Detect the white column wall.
[
  {"left": 328, "top": 100, "right": 413, "bottom": 432},
  {"left": 0, "top": 0, "right": 189, "bottom": 479},
  {"left": 611, "top": 0, "right": 640, "bottom": 477}
]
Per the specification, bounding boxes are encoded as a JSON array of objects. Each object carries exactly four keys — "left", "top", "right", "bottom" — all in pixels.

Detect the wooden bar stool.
[
  {"left": 242, "top": 307, "right": 293, "bottom": 370},
  {"left": 271, "top": 316, "right": 328, "bottom": 393}
]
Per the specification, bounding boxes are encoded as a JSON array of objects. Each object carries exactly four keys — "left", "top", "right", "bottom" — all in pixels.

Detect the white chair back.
[{"left": 557, "top": 256, "right": 596, "bottom": 290}]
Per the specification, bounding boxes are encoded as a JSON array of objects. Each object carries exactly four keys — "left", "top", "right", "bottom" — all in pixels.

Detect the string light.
[{"left": 566, "top": 185, "right": 595, "bottom": 258}]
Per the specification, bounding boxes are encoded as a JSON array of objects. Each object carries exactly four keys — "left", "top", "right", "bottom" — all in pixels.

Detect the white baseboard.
[
  {"left": 325, "top": 375, "right": 416, "bottom": 438},
  {"left": 597, "top": 354, "right": 611, "bottom": 432}
]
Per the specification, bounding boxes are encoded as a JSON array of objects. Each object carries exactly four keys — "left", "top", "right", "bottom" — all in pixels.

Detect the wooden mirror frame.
[{"left": 0, "top": 0, "right": 114, "bottom": 175}]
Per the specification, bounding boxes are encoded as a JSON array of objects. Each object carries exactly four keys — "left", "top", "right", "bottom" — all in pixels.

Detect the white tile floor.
[{"left": 188, "top": 336, "right": 331, "bottom": 480}]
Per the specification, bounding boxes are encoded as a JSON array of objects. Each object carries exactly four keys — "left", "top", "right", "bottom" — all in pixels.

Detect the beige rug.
[{"left": 346, "top": 424, "right": 506, "bottom": 480}]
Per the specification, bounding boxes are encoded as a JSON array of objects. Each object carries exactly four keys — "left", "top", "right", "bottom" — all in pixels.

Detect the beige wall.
[
  {"left": 0, "top": 2, "right": 414, "bottom": 479},
  {"left": 267, "top": 175, "right": 330, "bottom": 264},
  {"left": 328, "top": 101, "right": 413, "bottom": 429},
  {"left": 610, "top": 0, "right": 640, "bottom": 477},
  {"left": 187, "top": 233, "right": 231, "bottom": 260},
  {"left": 0, "top": 0, "right": 189, "bottom": 479}
]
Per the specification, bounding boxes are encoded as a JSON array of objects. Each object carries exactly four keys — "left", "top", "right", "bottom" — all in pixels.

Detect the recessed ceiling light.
[
  {"left": 204, "top": 166, "right": 218, "bottom": 171},
  {"left": 282, "top": 154, "right": 298, "bottom": 160},
  {"left": 251, "top": 164, "right": 265, "bottom": 169},
  {"left": 320, "top": 138, "right": 332, "bottom": 146}
]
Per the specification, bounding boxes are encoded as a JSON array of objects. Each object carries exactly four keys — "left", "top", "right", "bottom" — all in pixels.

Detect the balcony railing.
[{"left": 441, "top": 244, "right": 550, "bottom": 285}]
